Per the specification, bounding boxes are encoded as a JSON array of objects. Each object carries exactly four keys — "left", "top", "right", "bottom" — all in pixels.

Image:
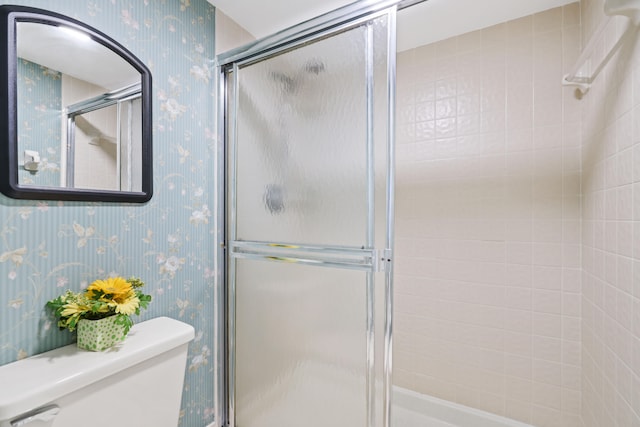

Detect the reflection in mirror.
[
  {"left": 62, "top": 83, "right": 142, "bottom": 192},
  {"left": 17, "top": 22, "right": 142, "bottom": 192},
  {"left": 0, "top": 6, "right": 152, "bottom": 202}
]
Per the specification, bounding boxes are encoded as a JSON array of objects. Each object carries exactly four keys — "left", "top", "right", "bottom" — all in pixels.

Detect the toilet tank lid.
[{"left": 0, "top": 316, "right": 195, "bottom": 421}]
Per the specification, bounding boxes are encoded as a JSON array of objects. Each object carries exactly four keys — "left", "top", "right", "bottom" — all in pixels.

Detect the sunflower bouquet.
[{"left": 47, "top": 276, "right": 152, "bottom": 336}]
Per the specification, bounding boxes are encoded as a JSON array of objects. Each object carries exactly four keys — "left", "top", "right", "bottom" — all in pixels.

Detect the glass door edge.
[{"left": 383, "top": 7, "right": 397, "bottom": 427}]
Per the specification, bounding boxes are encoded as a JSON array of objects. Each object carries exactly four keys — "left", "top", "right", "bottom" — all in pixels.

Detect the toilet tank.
[{"left": 0, "top": 317, "right": 195, "bottom": 427}]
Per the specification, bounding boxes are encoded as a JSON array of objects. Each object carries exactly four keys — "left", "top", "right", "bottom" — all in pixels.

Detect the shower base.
[
  {"left": 392, "top": 387, "right": 534, "bottom": 427},
  {"left": 235, "top": 359, "right": 533, "bottom": 426}
]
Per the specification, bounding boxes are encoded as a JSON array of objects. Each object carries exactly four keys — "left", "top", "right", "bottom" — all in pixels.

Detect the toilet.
[{"left": 0, "top": 316, "right": 194, "bottom": 427}]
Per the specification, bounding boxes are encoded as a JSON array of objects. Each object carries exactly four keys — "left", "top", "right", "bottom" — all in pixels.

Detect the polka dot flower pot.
[{"left": 77, "top": 316, "right": 127, "bottom": 351}]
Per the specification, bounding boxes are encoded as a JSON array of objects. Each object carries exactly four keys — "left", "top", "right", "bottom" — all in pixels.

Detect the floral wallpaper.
[
  {"left": 17, "top": 58, "right": 62, "bottom": 187},
  {"left": 0, "top": 1, "right": 217, "bottom": 426}
]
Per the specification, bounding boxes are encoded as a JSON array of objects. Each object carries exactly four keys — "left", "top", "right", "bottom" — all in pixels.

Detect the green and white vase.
[{"left": 77, "top": 316, "right": 127, "bottom": 351}]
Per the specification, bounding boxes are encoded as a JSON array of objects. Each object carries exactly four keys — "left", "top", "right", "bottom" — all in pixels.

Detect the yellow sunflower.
[
  {"left": 111, "top": 295, "right": 141, "bottom": 315},
  {"left": 60, "top": 301, "right": 90, "bottom": 318},
  {"left": 86, "top": 277, "right": 140, "bottom": 315},
  {"left": 87, "top": 277, "right": 134, "bottom": 301}
]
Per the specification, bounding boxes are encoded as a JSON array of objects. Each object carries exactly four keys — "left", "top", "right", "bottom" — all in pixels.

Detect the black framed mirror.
[{"left": 0, "top": 5, "right": 152, "bottom": 202}]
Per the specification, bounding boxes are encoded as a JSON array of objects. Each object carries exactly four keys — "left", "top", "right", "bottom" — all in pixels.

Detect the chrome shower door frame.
[{"left": 214, "top": 1, "right": 418, "bottom": 426}]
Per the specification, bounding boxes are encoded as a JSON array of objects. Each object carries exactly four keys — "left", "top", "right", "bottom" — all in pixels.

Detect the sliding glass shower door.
[{"left": 218, "top": 6, "right": 396, "bottom": 427}]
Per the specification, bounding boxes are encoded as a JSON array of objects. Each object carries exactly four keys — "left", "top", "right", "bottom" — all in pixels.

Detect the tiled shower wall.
[
  {"left": 394, "top": 4, "right": 583, "bottom": 426},
  {"left": 580, "top": 0, "right": 640, "bottom": 425}
]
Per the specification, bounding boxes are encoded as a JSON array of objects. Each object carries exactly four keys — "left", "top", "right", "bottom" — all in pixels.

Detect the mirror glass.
[{"left": 0, "top": 6, "right": 152, "bottom": 202}]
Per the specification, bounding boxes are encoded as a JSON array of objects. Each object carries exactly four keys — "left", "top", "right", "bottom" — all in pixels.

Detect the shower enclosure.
[
  {"left": 63, "top": 83, "right": 142, "bottom": 191},
  {"left": 215, "top": 2, "right": 409, "bottom": 426},
  {"left": 215, "top": 0, "right": 640, "bottom": 425}
]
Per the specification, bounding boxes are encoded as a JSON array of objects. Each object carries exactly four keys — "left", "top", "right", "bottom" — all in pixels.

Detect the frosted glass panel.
[
  {"left": 234, "top": 259, "right": 367, "bottom": 427},
  {"left": 235, "top": 26, "right": 368, "bottom": 246},
  {"left": 227, "top": 12, "right": 393, "bottom": 427}
]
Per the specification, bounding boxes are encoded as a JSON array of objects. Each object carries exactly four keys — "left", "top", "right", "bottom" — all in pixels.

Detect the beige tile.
[
  {"left": 534, "top": 7, "right": 563, "bottom": 33},
  {"left": 533, "top": 289, "right": 562, "bottom": 314},
  {"left": 562, "top": 2, "right": 581, "bottom": 29},
  {"left": 561, "top": 387, "right": 581, "bottom": 415},
  {"left": 534, "top": 312, "right": 562, "bottom": 338},
  {"left": 562, "top": 363, "right": 582, "bottom": 390},
  {"left": 456, "top": 29, "right": 482, "bottom": 53},
  {"left": 562, "top": 339, "right": 582, "bottom": 367},
  {"left": 534, "top": 337, "right": 563, "bottom": 364},
  {"left": 533, "top": 381, "right": 562, "bottom": 410},
  {"left": 562, "top": 315, "right": 581, "bottom": 341},
  {"left": 506, "top": 399, "right": 533, "bottom": 424}
]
